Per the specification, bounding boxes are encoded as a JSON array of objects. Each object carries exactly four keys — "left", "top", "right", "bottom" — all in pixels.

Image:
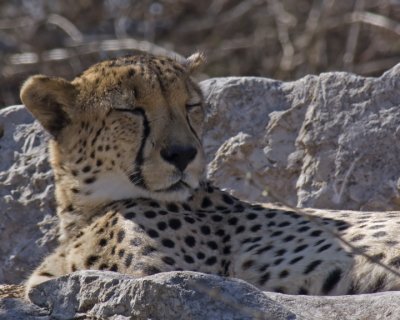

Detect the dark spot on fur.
[
  {"left": 200, "top": 225, "right": 211, "bottom": 235},
  {"left": 250, "top": 224, "right": 262, "bottom": 232},
  {"left": 125, "top": 212, "right": 136, "bottom": 219},
  {"left": 279, "top": 270, "right": 289, "bottom": 278},
  {"left": 222, "top": 194, "right": 234, "bottom": 204},
  {"left": 111, "top": 217, "right": 118, "bottom": 226},
  {"left": 278, "top": 221, "right": 291, "bottom": 227},
  {"left": 322, "top": 268, "right": 342, "bottom": 294},
  {"left": 162, "top": 239, "right": 175, "bottom": 248},
  {"left": 236, "top": 225, "right": 245, "bottom": 234},
  {"left": 85, "top": 255, "right": 99, "bottom": 267},
  {"left": 205, "top": 256, "right": 217, "bottom": 266},
  {"left": 256, "top": 245, "right": 273, "bottom": 254},
  {"left": 298, "top": 287, "right": 308, "bottom": 295},
  {"left": 350, "top": 234, "right": 365, "bottom": 241},
  {"left": 310, "top": 230, "right": 322, "bottom": 237},
  {"left": 144, "top": 210, "right": 157, "bottom": 219},
  {"left": 304, "top": 260, "right": 322, "bottom": 274},
  {"left": 317, "top": 244, "right": 332, "bottom": 252},
  {"left": 157, "top": 221, "right": 167, "bottom": 230},
  {"left": 372, "top": 231, "right": 387, "bottom": 238},
  {"left": 211, "top": 215, "right": 223, "bottom": 222},
  {"left": 246, "top": 213, "right": 257, "bottom": 220},
  {"left": 207, "top": 241, "right": 218, "bottom": 250},
  {"left": 242, "top": 260, "right": 254, "bottom": 270},
  {"left": 197, "top": 252, "right": 205, "bottom": 259},
  {"left": 228, "top": 217, "right": 238, "bottom": 225},
  {"left": 130, "top": 237, "right": 142, "bottom": 246},
  {"left": 185, "top": 236, "right": 196, "bottom": 247},
  {"left": 110, "top": 264, "right": 118, "bottom": 272},
  {"left": 84, "top": 177, "right": 96, "bottom": 184},
  {"left": 289, "top": 256, "right": 303, "bottom": 264},
  {"left": 201, "top": 197, "right": 212, "bottom": 208},
  {"left": 184, "top": 216, "right": 195, "bottom": 224},
  {"left": 166, "top": 203, "right": 179, "bottom": 212},
  {"left": 82, "top": 165, "right": 91, "bottom": 173},
  {"left": 275, "top": 249, "right": 286, "bottom": 256},
  {"left": 388, "top": 256, "right": 400, "bottom": 268},
  {"left": 258, "top": 272, "right": 270, "bottom": 286},
  {"left": 184, "top": 255, "right": 195, "bottom": 263},
  {"left": 147, "top": 229, "right": 159, "bottom": 238},
  {"left": 117, "top": 230, "right": 125, "bottom": 243},
  {"left": 124, "top": 253, "right": 133, "bottom": 267},
  {"left": 162, "top": 256, "right": 175, "bottom": 265},
  {"left": 169, "top": 218, "right": 182, "bottom": 230},
  {"left": 144, "top": 266, "right": 161, "bottom": 275},
  {"left": 283, "top": 235, "right": 295, "bottom": 242}
]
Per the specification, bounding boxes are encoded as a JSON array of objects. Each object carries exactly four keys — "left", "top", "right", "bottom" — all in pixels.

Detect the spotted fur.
[{"left": 21, "top": 53, "right": 400, "bottom": 298}]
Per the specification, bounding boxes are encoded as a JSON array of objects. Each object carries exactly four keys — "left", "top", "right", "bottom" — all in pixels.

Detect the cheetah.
[{"left": 20, "top": 52, "right": 400, "bottom": 298}]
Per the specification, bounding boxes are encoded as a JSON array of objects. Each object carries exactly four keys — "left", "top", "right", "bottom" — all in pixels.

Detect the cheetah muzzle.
[{"left": 20, "top": 52, "right": 400, "bottom": 299}]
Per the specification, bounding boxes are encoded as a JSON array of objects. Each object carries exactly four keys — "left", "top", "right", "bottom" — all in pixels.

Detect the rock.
[
  {"left": 0, "top": 106, "right": 58, "bottom": 285},
  {"left": 202, "top": 65, "right": 400, "bottom": 210},
  {"left": 27, "top": 270, "right": 296, "bottom": 320},
  {"left": 0, "top": 298, "right": 49, "bottom": 320},
  {"left": 268, "top": 291, "right": 400, "bottom": 320},
  {"left": 3, "top": 271, "right": 400, "bottom": 320}
]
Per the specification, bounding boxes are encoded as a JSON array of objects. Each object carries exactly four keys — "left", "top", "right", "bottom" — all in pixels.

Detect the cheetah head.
[{"left": 20, "top": 53, "right": 206, "bottom": 206}]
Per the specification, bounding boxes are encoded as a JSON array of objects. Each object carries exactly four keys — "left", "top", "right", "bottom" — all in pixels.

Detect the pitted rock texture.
[
  {"left": 0, "top": 106, "right": 57, "bottom": 285},
  {"left": 2, "top": 271, "right": 400, "bottom": 320},
  {"left": 27, "top": 271, "right": 296, "bottom": 320},
  {"left": 202, "top": 65, "right": 400, "bottom": 210}
]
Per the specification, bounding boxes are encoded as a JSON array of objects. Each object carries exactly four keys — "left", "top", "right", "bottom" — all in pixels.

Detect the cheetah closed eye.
[{"left": 20, "top": 52, "right": 400, "bottom": 298}]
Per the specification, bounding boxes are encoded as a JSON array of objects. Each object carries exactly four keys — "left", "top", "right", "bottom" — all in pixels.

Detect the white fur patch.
[{"left": 78, "top": 171, "right": 192, "bottom": 205}]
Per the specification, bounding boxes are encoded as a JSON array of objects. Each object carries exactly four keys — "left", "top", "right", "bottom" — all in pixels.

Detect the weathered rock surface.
[
  {"left": 0, "top": 106, "right": 57, "bottom": 285},
  {"left": 202, "top": 65, "right": 400, "bottom": 210},
  {"left": 3, "top": 271, "right": 297, "bottom": 320},
  {"left": 268, "top": 291, "right": 400, "bottom": 320},
  {"left": 3, "top": 271, "right": 400, "bottom": 320}
]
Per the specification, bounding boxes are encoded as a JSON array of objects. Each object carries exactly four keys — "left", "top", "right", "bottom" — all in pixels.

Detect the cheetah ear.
[
  {"left": 185, "top": 52, "right": 206, "bottom": 73},
  {"left": 20, "top": 75, "right": 77, "bottom": 137}
]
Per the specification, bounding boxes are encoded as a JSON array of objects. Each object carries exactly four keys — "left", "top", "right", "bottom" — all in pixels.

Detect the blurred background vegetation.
[{"left": 1, "top": 0, "right": 400, "bottom": 107}]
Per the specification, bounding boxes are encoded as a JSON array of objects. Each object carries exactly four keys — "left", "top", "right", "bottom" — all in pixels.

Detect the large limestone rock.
[
  {"left": 2, "top": 270, "right": 400, "bottom": 319},
  {"left": 0, "top": 106, "right": 57, "bottom": 285},
  {"left": 26, "top": 271, "right": 296, "bottom": 320},
  {"left": 202, "top": 65, "right": 400, "bottom": 210}
]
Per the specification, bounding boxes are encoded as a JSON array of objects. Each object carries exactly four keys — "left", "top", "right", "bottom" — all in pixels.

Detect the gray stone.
[
  {"left": 267, "top": 291, "right": 400, "bottom": 320},
  {"left": 0, "top": 298, "right": 49, "bottom": 320},
  {"left": 0, "top": 106, "right": 57, "bottom": 285},
  {"left": 202, "top": 65, "right": 400, "bottom": 210},
  {"left": 3, "top": 271, "right": 400, "bottom": 320},
  {"left": 28, "top": 270, "right": 297, "bottom": 320}
]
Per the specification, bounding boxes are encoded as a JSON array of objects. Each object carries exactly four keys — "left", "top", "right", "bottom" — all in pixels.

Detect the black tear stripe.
[
  {"left": 129, "top": 107, "right": 150, "bottom": 189},
  {"left": 186, "top": 114, "right": 202, "bottom": 144}
]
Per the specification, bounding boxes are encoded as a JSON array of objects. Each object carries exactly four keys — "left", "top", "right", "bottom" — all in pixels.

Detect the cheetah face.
[{"left": 20, "top": 53, "right": 206, "bottom": 203}]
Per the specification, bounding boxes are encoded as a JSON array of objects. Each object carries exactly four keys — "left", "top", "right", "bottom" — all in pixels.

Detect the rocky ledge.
[{"left": 1, "top": 63, "right": 400, "bottom": 319}]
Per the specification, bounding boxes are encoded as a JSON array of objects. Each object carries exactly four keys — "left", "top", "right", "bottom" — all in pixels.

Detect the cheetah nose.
[{"left": 160, "top": 145, "right": 197, "bottom": 172}]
